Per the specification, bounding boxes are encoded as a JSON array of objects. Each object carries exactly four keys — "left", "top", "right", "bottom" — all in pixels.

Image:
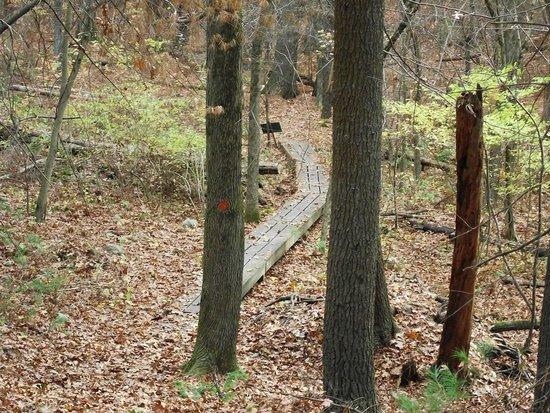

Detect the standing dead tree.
[{"left": 437, "top": 87, "right": 484, "bottom": 373}]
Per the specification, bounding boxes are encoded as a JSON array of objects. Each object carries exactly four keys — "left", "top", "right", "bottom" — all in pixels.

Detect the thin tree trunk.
[
  {"left": 319, "top": 180, "right": 331, "bottom": 251},
  {"left": 320, "top": 60, "right": 333, "bottom": 119},
  {"left": 245, "top": 3, "right": 267, "bottom": 223},
  {"left": 436, "top": 88, "right": 483, "bottom": 373},
  {"left": 533, "top": 258, "right": 550, "bottom": 412},
  {"left": 36, "top": 4, "right": 87, "bottom": 222},
  {"left": 504, "top": 143, "right": 517, "bottom": 241},
  {"left": 544, "top": 82, "right": 550, "bottom": 121},
  {"left": 183, "top": 0, "right": 244, "bottom": 375},
  {"left": 410, "top": 29, "right": 422, "bottom": 180},
  {"left": 316, "top": 4, "right": 333, "bottom": 119},
  {"left": 463, "top": 0, "right": 475, "bottom": 74},
  {"left": 544, "top": 1, "right": 550, "bottom": 122},
  {"left": 323, "top": 0, "right": 384, "bottom": 410},
  {"left": 52, "top": 0, "right": 62, "bottom": 55}
]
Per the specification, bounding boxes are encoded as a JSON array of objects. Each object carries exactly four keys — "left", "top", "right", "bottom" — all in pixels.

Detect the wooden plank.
[{"left": 182, "top": 140, "right": 328, "bottom": 313}]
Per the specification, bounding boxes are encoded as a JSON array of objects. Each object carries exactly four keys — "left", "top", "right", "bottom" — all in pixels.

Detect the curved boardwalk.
[{"left": 183, "top": 140, "right": 328, "bottom": 313}]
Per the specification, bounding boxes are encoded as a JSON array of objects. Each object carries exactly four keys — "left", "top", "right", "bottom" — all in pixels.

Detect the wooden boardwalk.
[{"left": 182, "top": 140, "right": 328, "bottom": 313}]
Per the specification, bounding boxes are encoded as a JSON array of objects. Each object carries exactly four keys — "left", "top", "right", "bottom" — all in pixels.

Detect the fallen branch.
[
  {"left": 8, "top": 84, "right": 94, "bottom": 99},
  {"left": 501, "top": 276, "right": 545, "bottom": 288},
  {"left": 0, "top": 158, "right": 46, "bottom": 180},
  {"left": 265, "top": 294, "right": 324, "bottom": 307},
  {"left": 383, "top": 150, "right": 452, "bottom": 172},
  {"left": 407, "top": 218, "right": 455, "bottom": 237},
  {"left": 405, "top": 217, "right": 549, "bottom": 257},
  {"left": 490, "top": 319, "right": 540, "bottom": 333}
]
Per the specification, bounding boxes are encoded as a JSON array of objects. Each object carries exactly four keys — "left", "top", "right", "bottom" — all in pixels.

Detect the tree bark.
[
  {"left": 534, "top": 258, "right": 550, "bottom": 412},
  {"left": 245, "top": 3, "right": 267, "bottom": 224},
  {"left": 183, "top": 0, "right": 244, "bottom": 375},
  {"left": 323, "top": 0, "right": 384, "bottom": 410},
  {"left": 436, "top": 89, "right": 483, "bottom": 373}
]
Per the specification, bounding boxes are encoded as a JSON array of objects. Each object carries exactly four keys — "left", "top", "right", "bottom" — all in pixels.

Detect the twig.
[{"left": 473, "top": 228, "right": 550, "bottom": 269}]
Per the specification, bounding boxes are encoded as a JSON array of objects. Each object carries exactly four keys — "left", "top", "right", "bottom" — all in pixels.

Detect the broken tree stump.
[
  {"left": 436, "top": 87, "right": 484, "bottom": 373},
  {"left": 399, "top": 360, "right": 422, "bottom": 387}
]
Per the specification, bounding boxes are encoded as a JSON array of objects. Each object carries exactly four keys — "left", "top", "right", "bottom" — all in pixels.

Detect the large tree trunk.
[
  {"left": 245, "top": 3, "right": 267, "bottom": 223},
  {"left": 436, "top": 89, "right": 483, "bottom": 373},
  {"left": 183, "top": 0, "right": 244, "bottom": 375},
  {"left": 534, "top": 258, "right": 550, "bottom": 412},
  {"left": 323, "top": 0, "right": 384, "bottom": 410}
]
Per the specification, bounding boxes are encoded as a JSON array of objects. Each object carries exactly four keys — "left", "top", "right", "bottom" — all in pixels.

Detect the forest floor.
[{"left": 0, "top": 90, "right": 548, "bottom": 413}]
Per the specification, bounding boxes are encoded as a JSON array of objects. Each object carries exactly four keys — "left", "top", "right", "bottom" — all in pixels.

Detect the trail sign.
[{"left": 260, "top": 122, "right": 282, "bottom": 134}]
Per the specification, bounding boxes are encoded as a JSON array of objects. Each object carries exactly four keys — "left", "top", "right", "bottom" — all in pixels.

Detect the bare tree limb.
[
  {"left": 0, "top": 0, "right": 41, "bottom": 35},
  {"left": 383, "top": 0, "right": 421, "bottom": 58}
]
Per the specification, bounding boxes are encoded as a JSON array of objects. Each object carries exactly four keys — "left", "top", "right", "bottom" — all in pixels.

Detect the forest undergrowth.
[{"left": 1, "top": 89, "right": 546, "bottom": 412}]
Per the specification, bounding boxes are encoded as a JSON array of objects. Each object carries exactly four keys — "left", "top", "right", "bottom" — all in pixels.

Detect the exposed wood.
[
  {"left": 437, "top": 88, "right": 484, "bottom": 372},
  {"left": 182, "top": 140, "right": 328, "bottom": 313},
  {"left": 258, "top": 162, "right": 279, "bottom": 175},
  {"left": 490, "top": 319, "right": 540, "bottom": 333}
]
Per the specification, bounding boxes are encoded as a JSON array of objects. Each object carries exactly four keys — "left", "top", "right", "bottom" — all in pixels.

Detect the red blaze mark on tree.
[{"left": 217, "top": 199, "right": 231, "bottom": 212}]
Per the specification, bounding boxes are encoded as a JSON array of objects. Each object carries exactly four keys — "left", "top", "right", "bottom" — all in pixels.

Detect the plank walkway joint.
[{"left": 182, "top": 140, "right": 328, "bottom": 313}]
